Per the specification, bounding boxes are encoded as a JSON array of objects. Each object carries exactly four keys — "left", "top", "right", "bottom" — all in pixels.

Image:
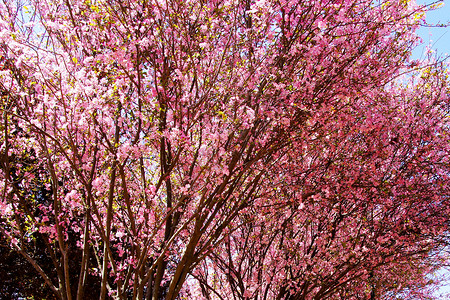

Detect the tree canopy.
[{"left": 0, "top": 0, "right": 449, "bottom": 299}]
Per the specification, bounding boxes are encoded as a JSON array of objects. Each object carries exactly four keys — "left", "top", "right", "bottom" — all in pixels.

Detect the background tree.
[
  {"left": 0, "top": 0, "right": 449, "bottom": 299},
  {"left": 193, "top": 63, "right": 450, "bottom": 299}
]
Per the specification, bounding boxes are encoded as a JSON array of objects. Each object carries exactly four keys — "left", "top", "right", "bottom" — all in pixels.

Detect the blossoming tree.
[{"left": 0, "top": 0, "right": 449, "bottom": 299}]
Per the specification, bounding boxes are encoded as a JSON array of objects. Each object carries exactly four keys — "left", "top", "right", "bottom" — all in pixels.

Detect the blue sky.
[{"left": 414, "top": 0, "right": 450, "bottom": 59}]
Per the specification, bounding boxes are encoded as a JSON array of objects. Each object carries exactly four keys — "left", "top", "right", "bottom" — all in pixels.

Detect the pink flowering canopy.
[{"left": 0, "top": 0, "right": 449, "bottom": 299}]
